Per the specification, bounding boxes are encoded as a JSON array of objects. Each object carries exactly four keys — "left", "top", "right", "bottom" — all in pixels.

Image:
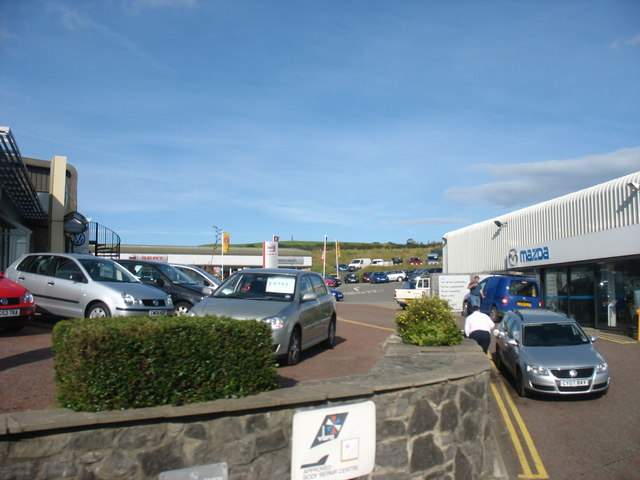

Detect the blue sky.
[{"left": 2, "top": 0, "right": 639, "bottom": 246}]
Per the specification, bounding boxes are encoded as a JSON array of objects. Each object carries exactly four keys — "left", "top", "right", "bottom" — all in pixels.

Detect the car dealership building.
[{"left": 442, "top": 171, "right": 640, "bottom": 337}]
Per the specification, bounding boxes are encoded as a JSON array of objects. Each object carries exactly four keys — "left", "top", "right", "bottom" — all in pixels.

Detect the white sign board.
[
  {"left": 291, "top": 401, "right": 376, "bottom": 480},
  {"left": 438, "top": 275, "right": 472, "bottom": 312}
]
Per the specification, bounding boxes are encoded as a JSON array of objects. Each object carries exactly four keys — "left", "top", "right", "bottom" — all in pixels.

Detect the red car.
[
  {"left": 408, "top": 257, "right": 423, "bottom": 265},
  {"left": 0, "top": 271, "right": 36, "bottom": 333}
]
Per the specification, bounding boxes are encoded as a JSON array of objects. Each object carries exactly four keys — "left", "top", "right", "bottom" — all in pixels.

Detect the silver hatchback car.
[
  {"left": 189, "top": 268, "right": 337, "bottom": 365},
  {"left": 5, "top": 253, "right": 173, "bottom": 318},
  {"left": 493, "top": 309, "right": 610, "bottom": 397}
]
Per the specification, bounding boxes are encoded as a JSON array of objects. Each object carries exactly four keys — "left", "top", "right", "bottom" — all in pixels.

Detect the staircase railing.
[{"left": 88, "top": 222, "right": 121, "bottom": 259}]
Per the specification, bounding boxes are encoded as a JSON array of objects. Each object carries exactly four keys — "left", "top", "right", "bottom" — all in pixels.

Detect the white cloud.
[{"left": 446, "top": 147, "right": 640, "bottom": 208}]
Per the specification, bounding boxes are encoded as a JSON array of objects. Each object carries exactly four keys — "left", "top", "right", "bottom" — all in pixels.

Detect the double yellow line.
[{"left": 490, "top": 362, "right": 548, "bottom": 479}]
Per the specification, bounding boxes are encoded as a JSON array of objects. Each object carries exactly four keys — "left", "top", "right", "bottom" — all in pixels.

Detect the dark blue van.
[{"left": 463, "top": 275, "right": 541, "bottom": 321}]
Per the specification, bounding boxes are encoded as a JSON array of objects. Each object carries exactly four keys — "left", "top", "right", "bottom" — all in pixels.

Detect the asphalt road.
[{"left": 2, "top": 280, "right": 639, "bottom": 480}]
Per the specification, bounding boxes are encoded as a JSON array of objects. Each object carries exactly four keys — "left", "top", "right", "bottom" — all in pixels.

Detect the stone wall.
[{"left": 0, "top": 338, "right": 505, "bottom": 480}]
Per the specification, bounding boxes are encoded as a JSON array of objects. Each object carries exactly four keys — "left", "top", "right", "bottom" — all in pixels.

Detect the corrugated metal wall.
[{"left": 443, "top": 171, "right": 640, "bottom": 274}]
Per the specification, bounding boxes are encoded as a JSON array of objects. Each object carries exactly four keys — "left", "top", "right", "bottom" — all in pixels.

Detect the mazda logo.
[{"left": 508, "top": 249, "right": 518, "bottom": 267}]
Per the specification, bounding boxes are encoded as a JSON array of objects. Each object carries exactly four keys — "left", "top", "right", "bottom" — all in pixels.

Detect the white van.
[{"left": 348, "top": 258, "right": 372, "bottom": 271}]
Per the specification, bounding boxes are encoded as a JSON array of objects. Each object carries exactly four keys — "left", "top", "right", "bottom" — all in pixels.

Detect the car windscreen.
[
  {"left": 79, "top": 259, "right": 138, "bottom": 283},
  {"left": 523, "top": 323, "right": 590, "bottom": 347},
  {"left": 213, "top": 272, "right": 296, "bottom": 301},
  {"left": 508, "top": 279, "right": 538, "bottom": 298},
  {"left": 155, "top": 263, "right": 200, "bottom": 285}
]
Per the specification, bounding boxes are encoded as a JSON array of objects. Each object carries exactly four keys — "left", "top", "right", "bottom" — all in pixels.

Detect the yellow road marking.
[
  {"left": 337, "top": 317, "right": 396, "bottom": 332},
  {"left": 490, "top": 362, "right": 549, "bottom": 479}
]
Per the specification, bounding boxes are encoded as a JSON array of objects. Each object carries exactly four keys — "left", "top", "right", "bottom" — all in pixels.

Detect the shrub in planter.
[
  {"left": 395, "top": 297, "right": 462, "bottom": 346},
  {"left": 52, "top": 315, "right": 279, "bottom": 411}
]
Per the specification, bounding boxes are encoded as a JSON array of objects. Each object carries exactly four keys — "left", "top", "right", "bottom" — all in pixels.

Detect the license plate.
[
  {"left": 560, "top": 379, "right": 589, "bottom": 387},
  {"left": 0, "top": 309, "right": 20, "bottom": 318},
  {"left": 148, "top": 310, "right": 165, "bottom": 316},
  {"left": 516, "top": 302, "right": 531, "bottom": 307}
]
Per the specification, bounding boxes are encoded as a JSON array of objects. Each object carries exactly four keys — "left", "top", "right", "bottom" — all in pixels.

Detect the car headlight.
[
  {"left": 264, "top": 316, "right": 285, "bottom": 330},
  {"left": 526, "top": 364, "right": 549, "bottom": 376},
  {"left": 21, "top": 291, "right": 34, "bottom": 305},
  {"left": 596, "top": 362, "right": 608, "bottom": 372},
  {"left": 122, "top": 293, "right": 136, "bottom": 306}
]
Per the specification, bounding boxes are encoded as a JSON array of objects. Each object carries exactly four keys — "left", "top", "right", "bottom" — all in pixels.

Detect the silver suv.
[{"left": 5, "top": 253, "right": 173, "bottom": 318}]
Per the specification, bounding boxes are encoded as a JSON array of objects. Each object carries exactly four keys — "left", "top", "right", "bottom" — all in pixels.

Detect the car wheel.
[
  {"left": 324, "top": 318, "right": 336, "bottom": 349},
  {"left": 461, "top": 301, "right": 469, "bottom": 317},
  {"left": 489, "top": 306, "right": 499, "bottom": 322},
  {"left": 515, "top": 368, "right": 528, "bottom": 397},
  {"left": 87, "top": 302, "right": 110, "bottom": 318},
  {"left": 2, "top": 325, "right": 25, "bottom": 333},
  {"left": 174, "top": 302, "right": 192, "bottom": 316},
  {"left": 286, "top": 327, "right": 302, "bottom": 366}
]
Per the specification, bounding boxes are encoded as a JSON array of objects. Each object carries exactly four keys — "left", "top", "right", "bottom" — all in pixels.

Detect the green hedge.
[
  {"left": 52, "top": 315, "right": 279, "bottom": 412},
  {"left": 395, "top": 297, "right": 463, "bottom": 346}
]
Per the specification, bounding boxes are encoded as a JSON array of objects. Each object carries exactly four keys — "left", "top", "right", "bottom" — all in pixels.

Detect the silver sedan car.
[
  {"left": 189, "top": 268, "right": 337, "bottom": 365},
  {"left": 493, "top": 309, "right": 610, "bottom": 397}
]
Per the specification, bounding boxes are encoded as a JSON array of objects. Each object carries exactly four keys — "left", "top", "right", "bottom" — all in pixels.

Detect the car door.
[
  {"left": 296, "top": 274, "right": 321, "bottom": 345},
  {"left": 500, "top": 314, "right": 522, "bottom": 376},
  {"left": 309, "top": 274, "right": 334, "bottom": 341},
  {"left": 11, "top": 255, "right": 54, "bottom": 314},
  {"left": 44, "top": 256, "right": 88, "bottom": 318}
]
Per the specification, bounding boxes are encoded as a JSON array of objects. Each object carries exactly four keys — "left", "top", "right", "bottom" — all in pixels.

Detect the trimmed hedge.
[
  {"left": 395, "top": 297, "right": 463, "bottom": 346},
  {"left": 52, "top": 315, "right": 279, "bottom": 412}
]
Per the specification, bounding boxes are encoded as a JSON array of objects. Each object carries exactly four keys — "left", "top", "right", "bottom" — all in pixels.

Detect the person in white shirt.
[{"left": 464, "top": 305, "right": 495, "bottom": 353}]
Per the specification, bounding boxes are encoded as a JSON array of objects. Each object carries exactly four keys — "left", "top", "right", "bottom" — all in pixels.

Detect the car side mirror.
[
  {"left": 590, "top": 335, "right": 598, "bottom": 342},
  {"left": 301, "top": 292, "right": 318, "bottom": 302},
  {"left": 202, "top": 286, "right": 214, "bottom": 296}
]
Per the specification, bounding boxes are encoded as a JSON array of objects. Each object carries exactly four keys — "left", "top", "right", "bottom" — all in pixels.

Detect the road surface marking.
[
  {"left": 337, "top": 317, "right": 396, "bottom": 332},
  {"left": 490, "top": 362, "right": 549, "bottom": 479}
]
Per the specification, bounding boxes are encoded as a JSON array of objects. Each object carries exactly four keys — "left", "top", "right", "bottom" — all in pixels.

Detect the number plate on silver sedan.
[
  {"left": 148, "top": 310, "right": 165, "bottom": 316},
  {"left": 560, "top": 379, "right": 589, "bottom": 387}
]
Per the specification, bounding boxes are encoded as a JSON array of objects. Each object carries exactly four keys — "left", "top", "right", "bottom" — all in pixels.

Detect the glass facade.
[{"left": 540, "top": 256, "right": 640, "bottom": 337}]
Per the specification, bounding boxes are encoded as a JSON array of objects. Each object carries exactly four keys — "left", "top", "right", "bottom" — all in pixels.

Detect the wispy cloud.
[
  {"left": 609, "top": 33, "right": 640, "bottom": 50},
  {"left": 54, "top": 5, "right": 166, "bottom": 71},
  {"left": 446, "top": 147, "right": 640, "bottom": 208}
]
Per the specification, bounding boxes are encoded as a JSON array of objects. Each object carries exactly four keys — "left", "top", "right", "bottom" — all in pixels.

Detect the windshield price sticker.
[
  {"left": 291, "top": 401, "right": 375, "bottom": 480},
  {"left": 266, "top": 276, "right": 296, "bottom": 294}
]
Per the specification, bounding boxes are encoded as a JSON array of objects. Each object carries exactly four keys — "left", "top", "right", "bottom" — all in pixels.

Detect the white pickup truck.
[{"left": 394, "top": 276, "right": 431, "bottom": 309}]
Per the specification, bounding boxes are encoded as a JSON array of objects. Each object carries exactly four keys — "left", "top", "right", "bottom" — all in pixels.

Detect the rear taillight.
[{"left": 499, "top": 297, "right": 508, "bottom": 305}]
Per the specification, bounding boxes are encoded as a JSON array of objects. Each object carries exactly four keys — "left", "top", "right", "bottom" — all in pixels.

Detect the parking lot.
[{"left": 2, "top": 280, "right": 639, "bottom": 479}]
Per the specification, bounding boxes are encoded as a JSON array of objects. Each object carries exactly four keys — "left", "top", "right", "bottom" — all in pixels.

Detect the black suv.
[{"left": 116, "top": 259, "right": 211, "bottom": 316}]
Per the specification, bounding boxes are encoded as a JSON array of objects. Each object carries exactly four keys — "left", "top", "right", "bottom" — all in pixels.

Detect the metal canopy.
[{"left": 0, "top": 127, "right": 47, "bottom": 220}]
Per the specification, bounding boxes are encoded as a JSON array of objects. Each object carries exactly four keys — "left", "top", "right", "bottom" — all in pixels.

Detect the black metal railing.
[{"left": 88, "top": 222, "right": 121, "bottom": 259}]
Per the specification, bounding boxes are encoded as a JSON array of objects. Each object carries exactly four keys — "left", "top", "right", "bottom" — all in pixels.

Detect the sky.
[{"left": 2, "top": 0, "right": 639, "bottom": 246}]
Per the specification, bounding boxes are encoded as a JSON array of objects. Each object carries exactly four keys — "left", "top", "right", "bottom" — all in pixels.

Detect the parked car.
[
  {"left": 370, "top": 272, "right": 390, "bottom": 284},
  {"left": 0, "top": 271, "right": 36, "bottom": 332},
  {"left": 322, "top": 274, "right": 342, "bottom": 287},
  {"left": 117, "top": 259, "right": 211, "bottom": 316},
  {"left": 334, "top": 264, "right": 349, "bottom": 272},
  {"left": 385, "top": 270, "right": 407, "bottom": 282},
  {"left": 170, "top": 264, "right": 221, "bottom": 291},
  {"left": 4, "top": 253, "right": 173, "bottom": 319},
  {"left": 188, "top": 268, "right": 337, "bottom": 365},
  {"left": 362, "top": 271, "right": 373, "bottom": 283},
  {"left": 331, "top": 288, "right": 344, "bottom": 302},
  {"left": 493, "top": 309, "right": 610, "bottom": 397},
  {"left": 408, "top": 257, "right": 423, "bottom": 265},
  {"left": 462, "top": 275, "right": 542, "bottom": 321},
  {"left": 392, "top": 257, "right": 404, "bottom": 265},
  {"left": 344, "top": 273, "right": 359, "bottom": 284}
]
